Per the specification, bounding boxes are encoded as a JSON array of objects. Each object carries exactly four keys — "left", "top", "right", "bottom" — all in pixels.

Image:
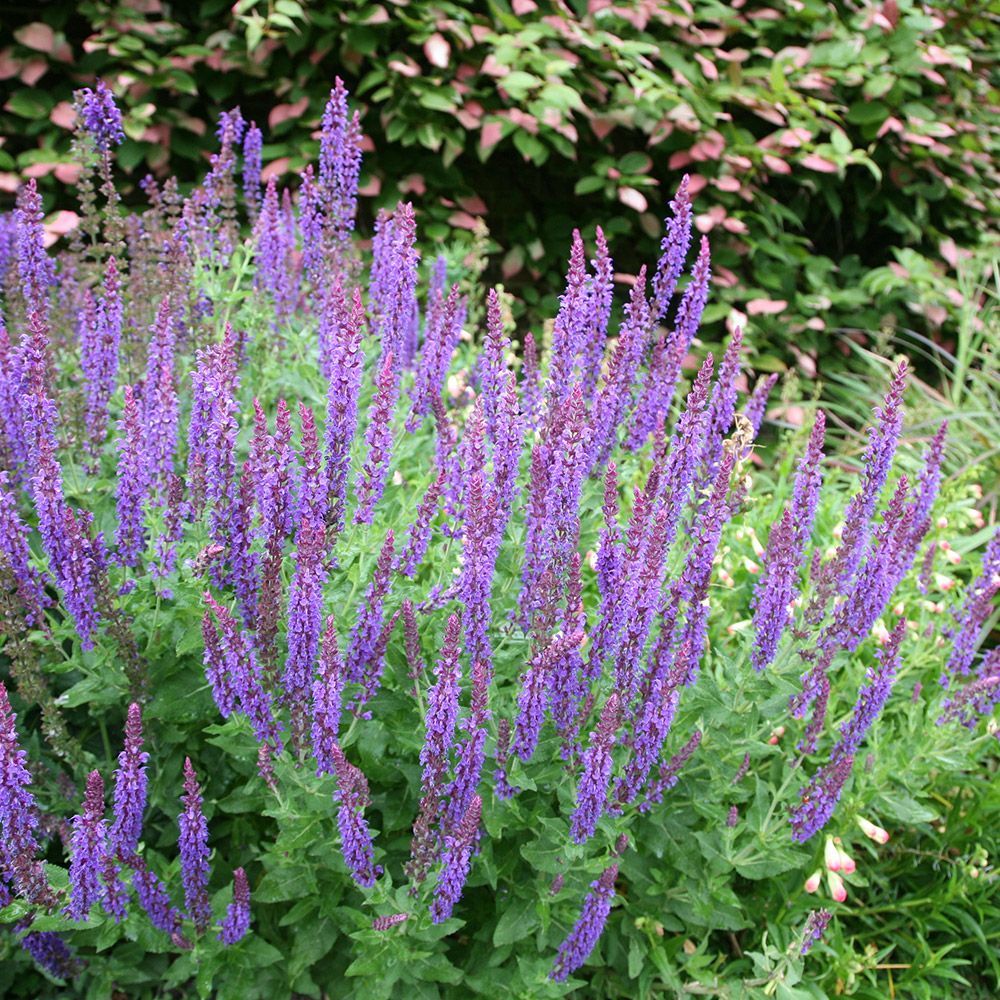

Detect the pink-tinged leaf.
[
  {"left": 507, "top": 108, "right": 538, "bottom": 134},
  {"left": 0, "top": 173, "right": 19, "bottom": 193},
  {"left": 715, "top": 47, "right": 750, "bottom": 62},
  {"left": 805, "top": 317, "right": 826, "bottom": 331},
  {"left": 50, "top": 100, "right": 75, "bottom": 129},
  {"left": 399, "top": 174, "right": 426, "bottom": 195},
  {"left": 726, "top": 309, "right": 747, "bottom": 336},
  {"left": 618, "top": 187, "right": 648, "bottom": 213},
  {"left": 268, "top": 97, "right": 309, "bottom": 129},
  {"left": 388, "top": 58, "right": 421, "bottom": 78},
  {"left": 358, "top": 176, "right": 381, "bottom": 197},
  {"left": 877, "top": 116, "right": 903, "bottom": 138},
  {"left": 360, "top": 135, "right": 375, "bottom": 152},
  {"left": 902, "top": 131, "right": 935, "bottom": 148},
  {"left": 613, "top": 271, "right": 639, "bottom": 287},
  {"left": 939, "top": 238, "right": 959, "bottom": 269},
  {"left": 689, "top": 133, "right": 726, "bottom": 162},
  {"left": 24, "top": 163, "right": 57, "bottom": 179},
  {"left": 0, "top": 49, "right": 20, "bottom": 80},
  {"left": 261, "top": 158, "right": 291, "bottom": 182},
  {"left": 424, "top": 33, "right": 451, "bottom": 69},
  {"left": 722, "top": 217, "right": 748, "bottom": 234},
  {"left": 762, "top": 153, "right": 792, "bottom": 175},
  {"left": 772, "top": 404, "right": 805, "bottom": 427},
  {"left": 479, "top": 120, "right": 505, "bottom": 152},
  {"left": 501, "top": 245, "right": 524, "bottom": 280},
  {"left": 14, "top": 22, "right": 55, "bottom": 53},
  {"left": 512, "top": 0, "right": 538, "bottom": 12},
  {"left": 714, "top": 175, "right": 741, "bottom": 193},
  {"left": 607, "top": 167, "right": 621, "bottom": 180},
  {"left": 361, "top": 5, "right": 390, "bottom": 24},
  {"left": 924, "top": 304, "right": 947, "bottom": 326},
  {"left": 800, "top": 154, "right": 838, "bottom": 173},
  {"left": 668, "top": 150, "right": 693, "bottom": 170},
  {"left": 921, "top": 68, "right": 947, "bottom": 86},
  {"left": 888, "top": 262, "right": 909, "bottom": 279},
  {"left": 694, "top": 53, "right": 718, "bottom": 81},
  {"left": 747, "top": 298, "right": 788, "bottom": 316},
  {"left": 458, "top": 194, "right": 487, "bottom": 214},
  {"left": 42, "top": 210, "right": 79, "bottom": 247},
  {"left": 749, "top": 7, "right": 781, "bottom": 18},
  {"left": 724, "top": 154, "right": 753, "bottom": 172},
  {"left": 54, "top": 163, "right": 81, "bottom": 184},
  {"left": 687, "top": 174, "right": 708, "bottom": 196},
  {"left": 20, "top": 59, "right": 47, "bottom": 85},
  {"left": 481, "top": 54, "right": 509, "bottom": 78},
  {"left": 448, "top": 211, "right": 479, "bottom": 231},
  {"left": 590, "top": 117, "right": 615, "bottom": 141},
  {"left": 715, "top": 266, "right": 739, "bottom": 289}
]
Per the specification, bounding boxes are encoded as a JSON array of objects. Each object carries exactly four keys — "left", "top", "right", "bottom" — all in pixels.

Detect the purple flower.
[
  {"left": 0, "top": 685, "right": 53, "bottom": 908},
  {"left": 311, "top": 615, "right": 345, "bottom": 776},
  {"left": 16, "top": 179, "right": 55, "bottom": 319},
  {"left": 790, "top": 620, "right": 905, "bottom": 842},
  {"left": 408, "top": 283, "right": 463, "bottom": 429},
  {"left": 550, "top": 864, "right": 618, "bottom": 982},
  {"left": 252, "top": 177, "right": 296, "bottom": 318},
  {"left": 614, "top": 672, "right": 681, "bottom": 807},
  {"left": 596, "top": 462, "right": 622, "bottom": 601},
  {"left": 142, "top": 298, "right": 178, "bottom": 490},
  {"left": 242, "top": 122, "right": 263, "bottom": 218},
  {"left": 130, "top": 854, "right": 184, "bottom": 939},
  {"left": 67, "top": 770, "right": 107, "bottom": 921},
  {"left": 743, "top": 373, "right": 779, "bottom": 439},
  {"left": 296, "top": 402, "right": 327, "bottom": 527},
  {"left": 372, "top": 912, "right": 409, "bottom": 931},
  {"left": 331, "top": 745, "right": 379, "bottom": 888},
  {"left": 652, "top": 175, "right": 694, "bottom": 320},
  {"left": 939, "top": 648, "right": 1000, "bottom": 732},
  {"left": 700, "top": 328, "right": 744, "bottom": 480},
  {"left": 580, "top": 226, "right": 614, "bottom": 401},
  {"left": 420, "top": 614, "right": 463, "bottom": 793},
  {"left": 115, "top": 385, "right": 150, "bottom": 567},
  {"left": 570, "top": 693, "right": 622, "bottom": 843},
  {"left": 590, "top": 266, "right": 651, "bottom": 467},
  {"left": 20, "top": 931, "right": 79, "bottom": 978},
  {"left": 346, "top": 531, "right": 396, "bottom": 702},
  {"left": 284, "top": 520, "right": 329, "bottom": 739},
  {"left": 110, "top": 702, "right": 148, "bottom": 857},
  {"left": 81, "top": 257, "right": 123, "bottom": 461},
  {"left": 318, "top": 77, "right": 364, "bottom": 258},
  {"left": 178, "top": 758, "right": 212, "bottom": 933},
  {"left": 443, "top": 659, "right": 490, "bottom": 835},
  {"left": 354, "top": 350, "right": 400, "bottom": 525},
  {"left": 0, "top": 471, "right": 50, "bottom": 626},
  {"left": 430, "top": 794, "right": 482, "bottom": 924},
  {"left": 828, "top": 360, "right": 908, "bottom": 591},
  {"left": 801, "top": 909, "right": 832, "bottom": 954},
  {"left": 751, "top": 411, "right": 826, "bottom": 671},
  {"left": 521, "top": 331, "right": 543, "bottom": 431},
  {"left": 397, "top": 469, "right": 446, "bottom": 577},
  {"left": 479, "top": 289, "right": 512, "bottom": 440},
  {"left": 75, "top": 80, "right": 125, "bottom": 151},
  {"left": 641, "top": 729, "right": 702, "bottom": 812},
  {"left": 946, "top": 528, "right": 999, "bottom": 680},
  {"left": 545, "top": 230, "right": 590, "bottom": 411},
  {"left": 218, "top": 867, "right": 251, "bottom": 944}
]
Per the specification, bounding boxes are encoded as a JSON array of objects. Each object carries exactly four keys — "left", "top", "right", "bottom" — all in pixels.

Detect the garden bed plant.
[{"left": 0, "top": 80, "right": 997, "bottom": 999}]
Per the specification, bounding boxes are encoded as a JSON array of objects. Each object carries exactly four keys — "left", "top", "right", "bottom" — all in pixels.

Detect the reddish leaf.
[
  {"left": 618, "top": 186, "right": 648, "bottom": 213},
  {"left": 268, "top": 97, "right": 309, "bottom": 129},
  {"left": 747, "top": 298, "right": 788, "bottom": 316},
  {"left": 50, "top": 100, "right": 75, "bottom": 129},
  {"left": 800, "top": 153, "right": 838, "bottom": 173},
  {"left": 14, "top": 22, "right": 55, "bottom": 53},
  {"left": 424, "top": 33, "right": 451, "bottom": 69}
]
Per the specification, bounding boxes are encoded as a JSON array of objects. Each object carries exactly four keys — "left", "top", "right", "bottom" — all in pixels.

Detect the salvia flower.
[
  {"left": 115, "top": 385, "right": 150, "bottom": 566},
  {"left": 242, "top": 122, "right": 263, "bottom": 219},
  {"left": 331, "top": 745, "right": 379, "bottom": 888},
  {"left": 311, "top": 615, "right": 346, "bottom": 776},
  {"left": 354, "top": 350, "right": 399, "bottom": 525},
  {"left": 800, "top": 909, "right": 832, "bottom": 954},
  {"left": 110, "top": 702, "right": 148, "bottom": 857},
  {"left": 218, "top": 867, "right": 251, "bottom": 945},
  {"left": 67, "top": 770, "right": 107, "bottom": 921},
  {"left": 20, "top": 930, "right": 79, "bottom": 979},
  {"left": 570, "top": 693, "right": 622, "bottom": 843},
  {"left": 178, "top": 758, "right": 212, "bottom": 933},
  {"left": 372, "top": 912, "right": 409, "bottom": 931},
  {"left": 75, "top": 80, "right": 125, "bottom": 152},
  {"left": 430, "top": 794, "right": 482, "bottom": 924},
  {"left": 945, "top": 528, "right": 999, "bottom": 680},
  {"left": 550, "top": 864, "right": 618, "bottom": 982}
]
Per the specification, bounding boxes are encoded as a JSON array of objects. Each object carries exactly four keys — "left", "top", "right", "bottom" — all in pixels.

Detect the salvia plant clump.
[{"left": 0, "top": 79, "right": 996, "bottom": 998}]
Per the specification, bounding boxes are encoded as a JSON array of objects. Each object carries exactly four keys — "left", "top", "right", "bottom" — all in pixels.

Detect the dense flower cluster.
[{"left": 0, "top": 77, "right": 991, "bottom": 990}]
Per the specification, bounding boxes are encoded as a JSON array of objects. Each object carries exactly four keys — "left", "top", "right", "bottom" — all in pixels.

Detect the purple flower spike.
[
  {"left": 130, "top": 854, "right": 185, "bottom": 939},
  {"left": 354, "top": 350, "right": 400, "bottom": 525},
  {"left": 420, "top": 614, "right": 463, "bottom": 795},
  {"left": 242, "top": 122, "right": 263, "bottom": 218},
  {"left": 20, "top": 931, "right": 79, "bottom": 978},
  {"left": 801, "top": 909, "right": 832, "bottom": 954},
  {"left": 218, "top": 867, "right": 251, "bottom": 945},
  {"left": 0, "top": 762, "right": 53, "bottom": 910},
  {"left": 178, "top": 758, "right": 212, "bottom": 934},
  {"left": 0, "top": 471, "right": 50, "bottom": 626},
  {"left": 331, "top": 745, "right": 380, "bottom": 888},
  {"left": 318, "top": 77, "right": 364, "bottom": 261},
  {"left": 311, "top": 615, "right": 345, "bottom": 777},
  {"left": 397, "top": 469, "right": 446, "bottom": 577},
  {"left": 346, "top": 530, "right": 396, "bottom": 701},
  {"left": 67, "top": 771, "right": 107, "bottom": 921},
  {"left": 16, "top": 179, "right": 55, "bottom": 319},
  {"left": 946, "top": 527, "right": 999, "bottom": 680},
  {"left": 115, "top": 385, "right": 150, "bottom": 567},
  {"left": 81, "top": 257, "right": 123, "bottom": 461},
  {"left": 430, "top": 794, "right": 482, "bottom": 924},
  {"left": 652, "top": 175, "right": 694, "bottom": 320},
  {"left": 110, "top": 702, "right": 148, "bottom": 858},
  {"left": 75, "top": 80, "right": 125, "bottom": 151},
  {"left": 570, "top": 693, "right": 622, "bottom": 844},
  {"left": 550, "top": 864, "right": 618, "bottom": 982}
]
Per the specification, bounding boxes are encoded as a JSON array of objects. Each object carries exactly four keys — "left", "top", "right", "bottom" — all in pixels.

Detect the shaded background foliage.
[{"left": 1, "top": 0, "right": 999, "bottom": 372}]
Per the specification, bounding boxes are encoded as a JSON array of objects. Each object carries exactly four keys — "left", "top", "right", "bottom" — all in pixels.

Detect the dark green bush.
[{"left": 1, "top": 0, "right": 998, "bottom": 366}]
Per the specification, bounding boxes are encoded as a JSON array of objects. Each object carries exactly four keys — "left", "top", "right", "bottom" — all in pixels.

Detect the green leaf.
[{"left": 493, "top": 894, "right": 539, "bottom": 946}]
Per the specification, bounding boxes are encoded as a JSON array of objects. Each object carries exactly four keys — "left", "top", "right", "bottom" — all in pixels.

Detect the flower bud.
[
  {"left": 824, "top": 837, "right": 841, "bottom": 872},
  {"left": 837, "top": 845, "right": 856, "bottom": 874},
  {"left": 936, "top": 516, "right": 948, "bottom": 530},
  {"left": 742, "top": 557, "right": 760, "bottom": 575},
  {"left": 826, "top": 870, "right": 847, "bottom": 902},
  {"left": 804, "top": 869, "right": 822, "bottom": 893},
  {"left": 933, "top": 573, "right": 955, "bottom": 592},
  {"left": 767, "top": 725, "right": 785, "bottom": 746},
  {"left": 856, "top": 816, "right": 890, "bottom": 845}
]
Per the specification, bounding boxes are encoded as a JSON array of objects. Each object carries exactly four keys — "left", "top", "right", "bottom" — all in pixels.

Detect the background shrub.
[{"left": 1, "top": 0, "right": 998, "bottom": 370}]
